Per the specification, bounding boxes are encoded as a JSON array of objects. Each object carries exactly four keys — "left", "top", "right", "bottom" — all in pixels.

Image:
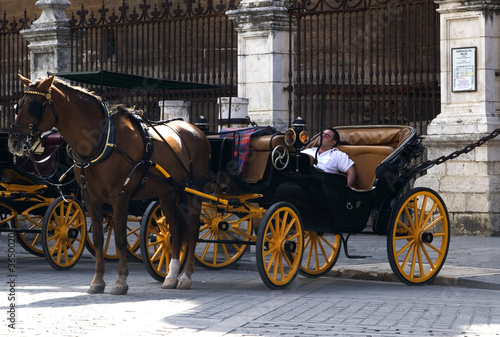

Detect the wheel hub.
[
  {"left": 67, "top": 228, "right": 79, "bottom": 239},
  {"left": 218, "top": 221, "right": 229, "bottom": 231},
  {"left": 421, "top": 232, "right": 434, "bottom": 244},
  {"left": 283, "top": 240, "right": 297, "bottom": 253}
]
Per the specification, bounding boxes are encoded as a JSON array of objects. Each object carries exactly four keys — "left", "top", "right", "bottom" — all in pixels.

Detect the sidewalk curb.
[{"left": 229, "top": 260, "right": 500, "bottom": 291}]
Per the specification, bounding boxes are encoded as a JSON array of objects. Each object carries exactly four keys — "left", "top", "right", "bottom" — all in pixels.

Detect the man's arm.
[{"left": 346, "top": 165, "right": 356, "bottom": 187}]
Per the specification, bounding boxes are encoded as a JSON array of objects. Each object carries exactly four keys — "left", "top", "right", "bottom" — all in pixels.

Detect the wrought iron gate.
[
  {"left": 0, "top": 11, "right": 30, "bottom": 131},
  {"left": 68, "top": 0, "right": 240, "bottom": 128},
  {"left": 288, "top": 0, "right": 440, "bottom": 135}
]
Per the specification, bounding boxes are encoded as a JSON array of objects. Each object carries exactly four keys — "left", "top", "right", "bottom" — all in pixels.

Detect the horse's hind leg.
[
  {"left": 109, "top": 201, "right": 130, "bottom": 295},
  {"left": 158, "top": 194, "right": 183, "bottom": 289},
  {"left": 177, "top": 194, "right": 202, "bottom": 289},
  {"left": 87, "top": 204, "right": 106, "bottom": 294}
]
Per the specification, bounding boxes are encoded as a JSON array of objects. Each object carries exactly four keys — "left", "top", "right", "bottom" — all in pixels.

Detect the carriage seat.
[
  {"left": 306, "top": 127, "right": 412, "bottom": 190},
  {"left": 243, "top": 134, "right": 293, "bottom": 183}
]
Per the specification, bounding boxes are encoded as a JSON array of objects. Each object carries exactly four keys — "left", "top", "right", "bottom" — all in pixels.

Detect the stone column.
[
  {"left": 217, "top": 97, "right": 250, "bottom": 130},
  {"left": 415, "top": 0, "right": 500, "bottom": 235},
  {"left": 20, "top": 0, "right": 72, "bottom": 81},
  {"left": 226, "top": 0, "right": 291, "bottom": 131},
  {"left": 158, "top": 100, "right": 191, "bottom": 122}
]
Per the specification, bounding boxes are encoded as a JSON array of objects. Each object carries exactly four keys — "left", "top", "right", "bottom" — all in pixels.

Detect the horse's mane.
[
  {"left": 41, "top": 77, "right": 103, "bottom": 101},
  {"left": 35, "top": 77, "right": 134, "bottom": 114}
]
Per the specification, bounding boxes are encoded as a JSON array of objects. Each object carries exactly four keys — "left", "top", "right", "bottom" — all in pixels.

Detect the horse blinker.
[{"left": 28, "top": 99, "right": 45, "bottom": 118}]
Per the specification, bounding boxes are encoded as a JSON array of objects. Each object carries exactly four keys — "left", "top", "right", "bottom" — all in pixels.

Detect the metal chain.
[{"left": 423, "top": 127, "right": 500, "bottom": 168}]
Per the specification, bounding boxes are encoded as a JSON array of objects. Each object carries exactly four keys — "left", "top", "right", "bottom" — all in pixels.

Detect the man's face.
[{"left": 321, "top": 130, "right": 336, "bottom": 147}]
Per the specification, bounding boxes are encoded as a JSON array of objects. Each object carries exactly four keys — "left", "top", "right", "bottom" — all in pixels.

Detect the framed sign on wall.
[{"left": 452, "top": 47, "right": 476, "bottom": 92}]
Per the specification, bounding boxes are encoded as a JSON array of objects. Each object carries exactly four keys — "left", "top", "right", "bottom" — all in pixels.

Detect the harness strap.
[
  {"left": 112, "top": 114, "right": 156, "bottom": 197},
  {"left": 141, "top": 118, "right": 193, "bottom": 179}
]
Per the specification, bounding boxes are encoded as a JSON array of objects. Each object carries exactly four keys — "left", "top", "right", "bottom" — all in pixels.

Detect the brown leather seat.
[
  {"left": 243, "top": 134, "right": 293, "bottom": 183},
  {"left": 306, "top": 126, "right": 413, "bottom": 190},
  {"left": 337, "top": 145, "right": 394, "bottom": 190}
]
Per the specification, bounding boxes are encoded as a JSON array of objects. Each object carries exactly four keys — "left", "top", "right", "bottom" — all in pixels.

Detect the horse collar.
[{"left": 68, "top": 101, "right": 116, "bottom": 168}]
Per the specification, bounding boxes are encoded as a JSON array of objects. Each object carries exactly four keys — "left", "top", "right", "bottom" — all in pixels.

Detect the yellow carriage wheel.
[
  {"left": 0, "top": 202, "right": 17, "bottom": 228},
  {"left": 195, "top": 203, "right": 254, "bottom": 269},
  {"left": 256, "top": 202, "right": 304, "bottom": 289},
  {"left": 1, "top": 202, "right": 48, "bottom": 256},
  {"left": 85, "top": 215, "right": 142, "bottom": 261},
  {"left": 387, "top": 187, "right": 450, "bottom": 285},
  {"left": 41, "top": 196, "right": 87, "bottom": 270},
  {"left": 140, "top": 201, "right": 186, "bottom": 282},
  {"left": 300, "top": 231, "right": 342, "bottom": 277},
  {"left": 15, "top": 201, "right": 51, "bottom": 256}
]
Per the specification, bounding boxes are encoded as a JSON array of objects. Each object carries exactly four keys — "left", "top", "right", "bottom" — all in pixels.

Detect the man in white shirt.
[{"left": 301, "top": 128, "right": 357, "bottom": 187}]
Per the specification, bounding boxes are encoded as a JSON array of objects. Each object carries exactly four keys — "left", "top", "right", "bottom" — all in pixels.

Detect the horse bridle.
[{"left": 10, "top": 87, "right": 58, "bottom": 152}]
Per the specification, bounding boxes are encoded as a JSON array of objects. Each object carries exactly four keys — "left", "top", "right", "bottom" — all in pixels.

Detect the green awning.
[{"left": 52, "top": 70, "right": 218, "bottom": 90}]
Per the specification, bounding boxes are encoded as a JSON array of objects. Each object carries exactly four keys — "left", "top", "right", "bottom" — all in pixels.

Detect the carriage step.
[{"left": 342, "top": 234, "right": 370, "bottom": 259}]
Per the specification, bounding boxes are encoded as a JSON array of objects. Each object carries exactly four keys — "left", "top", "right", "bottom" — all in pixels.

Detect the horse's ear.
[
  {"left": 39, "top": 74, "right": 56, "bottom": 92},
  {"left": 18, "top": 74, "right": 32, "bottom": 87}
]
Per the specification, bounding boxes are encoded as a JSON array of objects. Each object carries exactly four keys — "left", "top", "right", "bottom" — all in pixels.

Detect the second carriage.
[{"left": 0, "top": 130, "right": 88, "bottom": 270}]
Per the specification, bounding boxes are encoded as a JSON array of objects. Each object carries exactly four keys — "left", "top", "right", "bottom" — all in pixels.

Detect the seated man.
[{"left": 301, "top": 128, "right": 357, "bottom": 187}]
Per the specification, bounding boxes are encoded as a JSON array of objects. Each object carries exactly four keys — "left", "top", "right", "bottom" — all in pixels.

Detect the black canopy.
[{"left": 52, "top": 70, "right": 217, "bottom": 90}]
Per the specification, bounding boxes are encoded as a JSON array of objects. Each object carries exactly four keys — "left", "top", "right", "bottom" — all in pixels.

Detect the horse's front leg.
[
  {"left": 87, "top": 205, "right": 106, "bottom": 294},
  {"left": 110, "top": 202, "right": 130, "bottom": 295}
]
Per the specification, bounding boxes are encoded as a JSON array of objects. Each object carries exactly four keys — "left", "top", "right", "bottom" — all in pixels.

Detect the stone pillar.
[
  {"left": 158, "top": 100, "right": 190, "bottom": 122},
  {"left": 20, "top": 0, "right": 72, "bottom": 81},
  {"left": 415, "top": 0, "right": 500, "bottom": 235},
  {"left": 217, "top": 97, "right": 250, "bottom": 130},
  {"left": 226, "top": 0, "right": 291, "bottom": 131}
]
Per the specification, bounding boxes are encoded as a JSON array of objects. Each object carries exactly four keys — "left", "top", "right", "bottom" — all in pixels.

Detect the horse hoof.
[
  {"left": 110, "top": 283, "right": 129, "bottom": 295},
  {"left": 177, "top": 275, "right": 192, "bottom": 289},
  {"left": 161, "top": 277, "right": 178, "bottom": 289},
  {"left": 87, "top": 283, "right": 106, "bottom": 294}
]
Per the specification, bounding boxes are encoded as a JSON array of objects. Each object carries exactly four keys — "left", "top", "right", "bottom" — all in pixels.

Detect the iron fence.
[
  {"left": 0, "top": 10, "right": 31, "bottom": 131},
  {"left": 67, "top": 0, "right": 240, "bottom": 130},
  {"left": 288, "top": 0, "right": 440, "bottom": 135}
]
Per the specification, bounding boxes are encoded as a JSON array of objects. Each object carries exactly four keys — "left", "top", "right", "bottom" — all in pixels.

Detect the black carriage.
[
  {"left": 140, "top": 122, "right": 450, "bottom": 289},
  {"left": 30, "top": 70, "right": 449, "bottom": 289},
  {"left": 0, "top": 130, "right": 87, "bottom": 269}
]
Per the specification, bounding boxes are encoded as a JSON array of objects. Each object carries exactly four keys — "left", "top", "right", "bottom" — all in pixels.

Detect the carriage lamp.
[
  {"left": 284, "top": 117, "right": 309, "bottom": 148},
  {"left": 195, "top": 115, "right": 209, "bottom": 132},
  {"left": 283, "top": 117, "right": 310, "bottom": 172}
]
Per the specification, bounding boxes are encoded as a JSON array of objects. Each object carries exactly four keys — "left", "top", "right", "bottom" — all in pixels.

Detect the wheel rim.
[
  {"left": 196, "top": 204, "right": 253, "bottom": 269},
  {"left": 389, "top": 189, "right": 449, "bottom": 284},
  {"left": 142, "top": 204, "right": 186, "bottom": 280},
  {"left": 43, "top": 198, "right": 87, "bottom": 269},
  {"left": 300, "top": 232, "right": 341, "bottom": 277},
  {"left": 1, "top": 201, "right": 47, "bottom": 257},
  {"left": 16, "top": 203, "right": 49, "bottom": 256},
  {"left": 258, "top": 204, "right": 303, "bottom": 288},
  {"left": 0, "top": 202, "right": 17, "bottom": 225}
]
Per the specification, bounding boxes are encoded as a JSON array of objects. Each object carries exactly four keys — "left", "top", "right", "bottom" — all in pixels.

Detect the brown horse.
[{"left": 9, "top": 74, "right": 211, "bottom": 295}]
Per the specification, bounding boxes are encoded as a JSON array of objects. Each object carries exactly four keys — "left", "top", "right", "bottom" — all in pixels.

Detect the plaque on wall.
[{"left": 452, "top": 47, "right": 476, "bottom": 92}]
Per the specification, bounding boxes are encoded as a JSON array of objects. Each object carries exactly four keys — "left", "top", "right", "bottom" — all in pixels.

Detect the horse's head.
[{"left": 8, "top": 74, "right": 57, "bottom": 157}]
